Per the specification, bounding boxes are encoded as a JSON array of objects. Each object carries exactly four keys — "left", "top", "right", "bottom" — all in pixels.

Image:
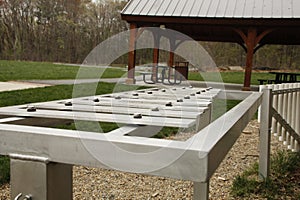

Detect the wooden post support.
[
  {"left": 168, "top": 51, "right": 174, "bottom": 68},
  {"left": 168, "top": 37, "right": 175, "bottom": 68},
  {"left": 234, "top": 28, "right": 273, "bottom": 91},
  {"left": 168, "top": 37, "right": 175, "bottom": 79},
  {"left": 126, "top": 23, "right": 137, "bottom": 84},
  {"left": 152, "top": 33, "right": 160, "bottom": 82},
  {"left": 243, "top": 28, "right": 257, "bottom": 91}
]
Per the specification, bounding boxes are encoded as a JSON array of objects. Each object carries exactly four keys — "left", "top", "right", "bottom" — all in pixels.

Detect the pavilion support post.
[
  {"left": 152, "top": 33, "right": 160, "bottom": 82},
  {"left": 126, "top": 23, "right": 137, "bottom": 84},
  {"left": 243, "top": 28, "right": 257, "bottom": 91},
  {"left": 168, "top": 52, "right": 174, "bottom": 67},
  {"left": 168, "top": 38, "right": 175, "bottom": 67},
  {"left": 168, "top": 37, "right": 175, "bottom": 79},
  {"left": 235, "top": 28, "right": 273, "bottom": 91}
]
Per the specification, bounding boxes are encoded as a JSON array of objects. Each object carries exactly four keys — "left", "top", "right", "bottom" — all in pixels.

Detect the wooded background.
[{"left": 1, "top": 0, "right": 299, "bottom": 69}]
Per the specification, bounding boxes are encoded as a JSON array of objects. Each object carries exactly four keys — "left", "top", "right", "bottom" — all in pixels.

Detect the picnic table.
[
  {"left": 270, "top": 71, "right": 300, "bottom": 83},
  {"left": 258, "top": 71, "right": 300, "bottom": 85},
  {"left": 141, "top": 65, "right": 168, "bottom": 84},
  {"left": 141, "top": 62, "right": 189, "bottom": 85}
]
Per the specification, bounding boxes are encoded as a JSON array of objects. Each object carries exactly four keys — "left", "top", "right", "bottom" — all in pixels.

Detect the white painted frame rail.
[{"left": 0, "top": 87, "right": 262, "bottom": 200}]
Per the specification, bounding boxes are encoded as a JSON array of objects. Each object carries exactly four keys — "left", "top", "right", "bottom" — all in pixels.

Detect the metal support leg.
[
  {"left": 10, "top": 156, "right": 72, "bottom": 200},
  {"left": 259, "top": 86, "right": 273, "bottom": 180},
  {"left": 193, "top": 181, "right": 209, "bottom": 200}
]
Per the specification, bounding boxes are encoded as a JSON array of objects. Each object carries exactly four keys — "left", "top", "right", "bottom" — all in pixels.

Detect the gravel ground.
[{"left": 0, "top": 120, "right": 283, "bottom": 200}]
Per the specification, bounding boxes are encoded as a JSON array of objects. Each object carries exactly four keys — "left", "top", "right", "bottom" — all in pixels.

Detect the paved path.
[
  {"left": 0, "top": 81, "right": 49, "bottom": 92},
  {"left": 0, "top": 76, "right": 259, "bottom": 92},
  {"left": 25, "top": 76, "right": 143, "bottom": 85}
]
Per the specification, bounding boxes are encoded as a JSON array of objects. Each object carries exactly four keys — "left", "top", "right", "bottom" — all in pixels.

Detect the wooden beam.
[
  {"left": 121, "top": 15, "right": 300, "bottom": 27},
  {"left": 136, "top": 27, "right": 146, "bottom": 39},
  {"left": 237, "top": 42, "right": 247, "bottom": 52},
  {"left": 254, "top": 43, "right": 266, "bottom": 54},
  {"left": 234, "top": 28, "right": 248, "bottom": 44},
  {"left": 254, "top": 29, "right": 274, "bottom": 53},
  {"left": 255, "top": 29, "right": 274, "bottom": 46}
]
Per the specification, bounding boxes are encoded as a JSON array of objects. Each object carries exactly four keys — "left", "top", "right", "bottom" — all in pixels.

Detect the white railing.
[{"left": 259, "top": 83, "right": 300, "bottom": 179}]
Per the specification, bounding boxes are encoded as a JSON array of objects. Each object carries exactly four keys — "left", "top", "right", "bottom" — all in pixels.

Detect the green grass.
[
  {"left": 189, "top": 71, "right": 276, "bottom": 85},
  {"left": 55, "top": 121, "right": 119, "bottom": 133},
  {"left": 212, "top": 99, "right": 241, "bottom": 120},
  {"left": 0, "top": 60, "right": 126, "bottom": 81},
  {"left": 0, "top": 156, "right": 10, "bottom": 185},
  {"left": 231, "top": 150, "right": 300, "bottom": 199},
  {"left": 0, "top": 82, "right": 147, "bottom": 107},
  {"left": 1, "top": 60, "right": 284, "bottom": 85}
]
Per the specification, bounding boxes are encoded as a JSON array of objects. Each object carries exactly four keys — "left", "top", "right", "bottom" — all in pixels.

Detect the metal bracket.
[
  {"left": 14, "top": 193, "right": 32, "bottom": 200},
  {"left": 9, "top": 154, "right": 49, "bottom": 163}
]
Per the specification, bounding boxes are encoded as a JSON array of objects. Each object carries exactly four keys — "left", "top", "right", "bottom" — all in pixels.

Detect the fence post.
[
  {"left": 259, "top": 85, "right": 273, "bottom": 180},
  {"left": 287, "top": 84, "right": 293, "bottom": 149},
  {"left": 295, "top": 83, "right": 300, "bottom": 151},
  {"left": 258, "top": 85, "right": 262, "bottom": 123},
  {"left": 282, "top": 84, "right": 289, "bottom": 145},
  {"left": 277, "top": 84, "right": 284, "bottom": 140},
  {"left": 271, "top": 84, "right": 279, "bottom": 136}
]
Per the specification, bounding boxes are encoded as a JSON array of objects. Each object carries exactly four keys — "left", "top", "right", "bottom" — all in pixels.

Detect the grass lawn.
[
  {"left": 0, "top": 60, "right": 126, "bottom": 81},
  {"left": 231, "top": 150, "right": 300, "bottom": 199},
  {"left": 1, "top": 60, "right": 282, "bottom": 86},
  {"left": 0, "top": 82, "right": 145, "bottom": 107},
  {"left": 189, "top": 71, "right": 276, "bottom": 85}
]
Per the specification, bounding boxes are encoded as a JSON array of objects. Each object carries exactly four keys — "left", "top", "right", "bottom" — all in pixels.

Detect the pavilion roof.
[
  {"left": 122, "top": 0, "right": 300, "bottom": 19},
  {"left": 121, "top": 0, "right": 300, "bottom": 45}
]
